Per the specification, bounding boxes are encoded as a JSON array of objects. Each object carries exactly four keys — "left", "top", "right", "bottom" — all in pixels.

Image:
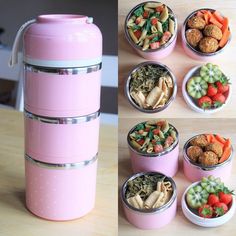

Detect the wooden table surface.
[
  {"left": 118, "top": 0, "right": 236, "bottom": 118},
  {"left": 118, "top": 118, "right": 236, "bottom": 235},
  {"left": 0, "top": 108, "right": 118, "bottom": 236}
]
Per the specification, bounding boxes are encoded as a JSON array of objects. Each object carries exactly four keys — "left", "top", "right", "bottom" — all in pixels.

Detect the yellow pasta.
[
  {"left": 144, "top": 2, "right": 163, "bottom": 8},
  {"left": 128, "top": 29, "right": 139, "bottom": 44},
  {"left": 160, "top": 6, "right": 169, "bottom": 22},
  {"left": 142, "top": 38, "right": 150, "bottom": 51},
  {"left": 169, "top": 18, "right": 175, "bottom": 35}
]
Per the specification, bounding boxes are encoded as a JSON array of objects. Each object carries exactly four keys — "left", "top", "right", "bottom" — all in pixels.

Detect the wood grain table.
[
  {"left": 118, "top": 118, "right": 236, "bottom": 235},
  {"left": 0, "top": 108, "right": 118, "bottom": 236},
  {"left": 118, "top": 0, "right": 236, "bottom": 118}
]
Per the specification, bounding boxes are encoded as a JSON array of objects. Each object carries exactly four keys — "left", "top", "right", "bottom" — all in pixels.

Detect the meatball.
[
  {"left": 186, "top": 29, "right": 203, "bottom": 47},
  {"left": 190, "top": 135, "right": 208, "bottom": 148},
  {"left": 199, "top": 37, "right": 219, "bottom": 53},
  {"left": 203, "top": 24, "right": 223, "bottom": 40},
  {"left": 205, "top": 143, "right": 223, "bottom": 158},
  {"left": 187, "top": 16, "right": 206, "bottom": 30},
  {"left": 187, "top": 145, "right": 203, "bottom": 162},
  {"left": 199, "top": 151, "right": 218, "bottom": 166}
]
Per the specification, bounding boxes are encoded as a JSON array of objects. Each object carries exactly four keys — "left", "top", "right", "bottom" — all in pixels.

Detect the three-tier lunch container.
[{"left": 9, "top": 14, "right": 102, "bottom": 221}]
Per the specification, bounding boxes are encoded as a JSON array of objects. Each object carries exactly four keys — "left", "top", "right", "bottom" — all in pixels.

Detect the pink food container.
[
  {"left": 24, "top": 110, "right": 99, "bottom": 164},
  {"left": 22, "top": 14, "right": 102, "bottom": 117},
  {"left": 124, "top": 1, "right": 178, "bottom": 60},
  {"left": 24, "top": 65, "right": 101, "bottom": 117},
  {"left": 183, "top": 134, "right": 234, "bottom": 182},
  {"left": 121, "top": 172, "right": 177, "bottom": 229},
  {"left": 25, "top": 153, "right": 97, "bottom": 221},
  {"left": 181, "top": 8, "right": 231, "bottom": 61},
  {"left": 127, "top": 122, "right": 179, "bottom": 177}
]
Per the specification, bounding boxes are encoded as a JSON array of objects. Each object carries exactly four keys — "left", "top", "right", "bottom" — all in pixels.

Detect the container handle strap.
[{"left": 8, "top": 19, "right": 36, "bottom": 67}]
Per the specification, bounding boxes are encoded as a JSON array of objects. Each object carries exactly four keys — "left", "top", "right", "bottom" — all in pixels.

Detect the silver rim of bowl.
[
  {"left": 183, "top": 133, "right": 233, "bottom": 171},
  {"left": 124, "top": 1, "right": 178, "bottom": 53},
  {"left": 125, "top": 61, "right": 177, "bottom": 113},
  {"left": 121, "top": 171, "right": 177, "bottom": 214},
  {"left": 127, "top": 121, "right": 179, "bottom": 157},
  {"left": 182, "top": 8, "right": 231, "bottom": 56}
]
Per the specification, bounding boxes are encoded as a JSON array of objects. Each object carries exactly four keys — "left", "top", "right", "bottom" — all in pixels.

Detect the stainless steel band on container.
[
  {"left": 24, "top": 62, "right": 102, "bottom": 75},
  {"left": 25, "top": 153, "right": 98, "bottom": 170},
  {"left": 24, "top": 109, "right": 100, "bottom": 124}
]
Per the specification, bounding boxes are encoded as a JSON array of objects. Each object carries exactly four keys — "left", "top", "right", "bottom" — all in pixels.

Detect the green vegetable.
[
  {"left": 162, "top": 19, "right": 169, "bottom": 32},
  {"left": 132, "top": 25, "right": 142, "bottom": 30},
  {"left": 135, "top": 123, "right": 145, "bottom": 131},
  {"left": 134, "top": 6, "right": 144, "bottom": 17}
]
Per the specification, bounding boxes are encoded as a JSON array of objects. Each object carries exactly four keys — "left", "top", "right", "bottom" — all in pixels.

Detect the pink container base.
[
  {"left": 25, "top": 158, "right": 97, "bottom": 221},
  {"left": 25, "top": 115, "right": 99, "bottom": 164},
  {"left": 123, "top": 197, "right": 177, "bottom": 229},
  {"left": 129, "top": 144, "right": 179, "bottom": 177},
  {"left": 134, "top": 36, "right": 177, "bottom": 60},
  {"left": 183, "top": 158, "right": 233, "bottom": 183},
  {"left": 24, "top": 70, "right": 101, "bottom": 117}
]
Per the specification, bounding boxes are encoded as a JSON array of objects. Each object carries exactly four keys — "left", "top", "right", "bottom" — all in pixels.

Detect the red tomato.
[
  {"left": 143, "top": 11, "right": 149, "bottom": 18},
  {"left": 134, "top": 30, "right": 142, "bottom": 39},
  {"left": 150, "top": 42, "right": 160, "bottom": 49},
  {"left": 154, "top": 144, "right": 164, "bottom": 153},
  {"left": 137, "top": 139, "right": 145, "bottom": 146},
  {"left": 153, "top": 129, "right": 160, "bottom": 135},
  {"left": 162, "top": 31, "right": 172, "bottom": 42},
  {"left": 155, "top": 6, "right": 163, "bottom": 12},
  {"left": 151, "top": 18, "right": 158, "bottom": 25}
]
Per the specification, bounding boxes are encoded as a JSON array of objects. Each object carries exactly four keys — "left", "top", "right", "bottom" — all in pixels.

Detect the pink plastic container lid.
[{"left": 23, "top": 14, "right": 102, "bottom": 67}]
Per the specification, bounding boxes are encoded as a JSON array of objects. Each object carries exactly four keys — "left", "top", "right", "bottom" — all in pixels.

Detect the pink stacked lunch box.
[{"left": 11, "top": 14, "right": 102, "bottom": 221}]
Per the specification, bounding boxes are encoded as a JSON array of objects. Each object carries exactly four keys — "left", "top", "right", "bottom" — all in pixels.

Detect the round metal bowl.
[
  {"left": 183, "top": 134, "right": 233, "bottom": 171},
  {"left": 124, "top": 1, "right": 178, "bottom": 59},
  {"left": 125, "top": 61, "right": 177, "bottom": 113},
  {"left": 182, "top": 181, "right": 236, "bottom": 227},
  {"left": 127, "top": 120, "right": 179, "bottom": 157},
  {"left": 182, "top": 8, "right": 231, "bottom": 58},
  {"left": 182, "top": 65, "right": 231, "bottom": 114},
  {"left": 121, "top": 171, "right": 177, "bottom": 214}
]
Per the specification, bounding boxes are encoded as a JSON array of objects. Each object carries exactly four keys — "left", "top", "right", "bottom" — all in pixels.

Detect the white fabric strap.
[{"left": 8, "top": 19, "right": 36, "bottom": 67}]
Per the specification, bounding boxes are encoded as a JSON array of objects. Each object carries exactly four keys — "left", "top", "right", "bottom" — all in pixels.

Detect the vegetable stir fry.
[
  {"left": 129, "top": 120, "right": 177, "bottom": 154},
  {"left": 129, "top": 64, "right": 174, "bottom": 110},
  {"left": 126, "top": 2, "right": 175, "bottom": 51},
  {"left": 125, "top": 173, "right": 173, "bottom": 210}
]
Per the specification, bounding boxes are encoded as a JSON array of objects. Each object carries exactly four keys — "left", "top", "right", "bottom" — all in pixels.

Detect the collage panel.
[{"left": 118, "top": 0, "right": 236, "bottom": 235}]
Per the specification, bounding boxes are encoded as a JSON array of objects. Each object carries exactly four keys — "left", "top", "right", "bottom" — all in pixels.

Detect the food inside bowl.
[
  {"left": 186, "top": 134, "right": 232, "bottom": 166},
  {"left": 125, "top": 173, "right": 173, "bottom": 210},
  {"left": 126, "top": 2, "right": 176, "bottom": 51},
  {"left": 129, "top": 120, "right": 177, "bottom": 154},
  {"left": 186, "top": 63, "right": 230, "bottom": 109},
  {"left": 185, "top": 9, "right": 230, "bottom": 53},
  {"left": 129, "top": 64, "right": 174, "bottom": 110},
  {"left": 186, "top": 176, "right": 234, "bottom": 218}
]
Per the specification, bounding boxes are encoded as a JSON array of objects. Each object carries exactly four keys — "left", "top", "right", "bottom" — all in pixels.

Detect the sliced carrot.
[
  {"left": 219, "top": 147, "right": 231, "bottom": 163},
  {"left": 206, "top": 134, "right": 212, "bottom": 143},
  {"left": 197, "top": 11, "right": 204, "bottom": 18},
  {"left": 211, "top": 135, "right": 224, "bottom": 148},
  {"left": 213, "top": 11, "right": 224, "bottom": 23},
  {"left": 224, "top": 138, "right": 231, "bottom": 150},
  {"left": 219, "top": 28, "right": 230, "bottom": 47},
  {"left": 221, "top": 17, "right": 229, "bottom": 33},
  {"left": 215, "top": 134, "right": 226, "bottom": 144},
  {"left": 204, "top": 13, "right": 209, "bottom": 24},
  {"left": 209, "top": 15, "right": 223, "bottom": 28}
]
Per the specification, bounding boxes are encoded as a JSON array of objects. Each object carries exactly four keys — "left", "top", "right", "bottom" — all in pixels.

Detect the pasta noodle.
[{"left": 126, "top": 2, "right": 175, "bottom": 50}]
